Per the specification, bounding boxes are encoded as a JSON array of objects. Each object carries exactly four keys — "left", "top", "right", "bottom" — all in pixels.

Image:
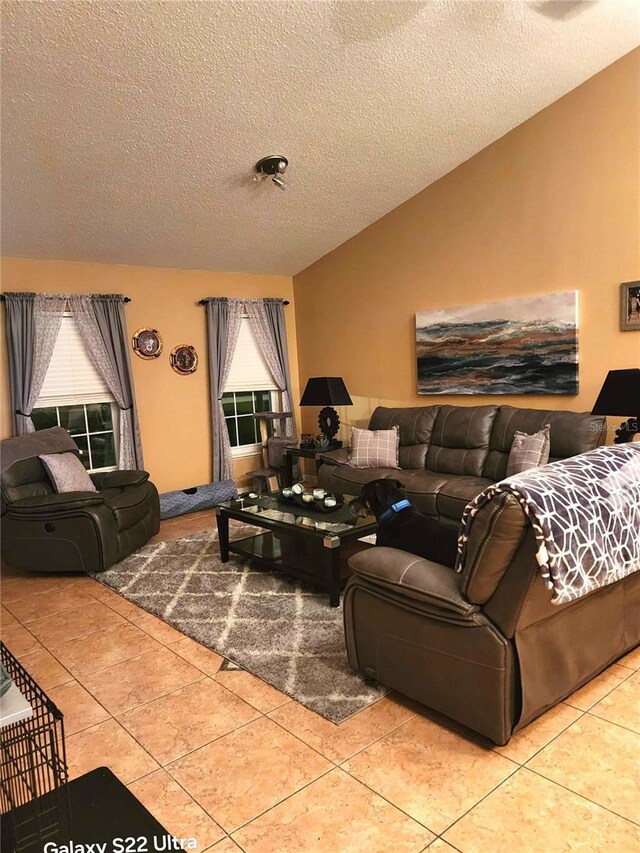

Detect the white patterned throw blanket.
[{"left": 456, "top": 444, "right": 640, "bottom": 605}]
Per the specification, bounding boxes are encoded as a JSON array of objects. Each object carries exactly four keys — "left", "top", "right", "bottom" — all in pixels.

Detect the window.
[
  {"left": 31, "top": 403, "right": 117, "bottom": 471},
  {"left": 222, "top": 390, "right": 275, "bottom": 449},
  {"left": 31, "top": 314, "right": 118, "bottom": 472},
  {"left": 223, "top": 319, "right": 279, "bottom": 457}
]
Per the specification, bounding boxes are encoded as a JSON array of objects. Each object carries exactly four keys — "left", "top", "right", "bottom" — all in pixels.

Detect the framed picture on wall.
[
  {"left": 416, "top": 291, "right": 579, "bottom": 395},
  {"left": 621, "top": 281, "right": 640, "bottom": 331}
]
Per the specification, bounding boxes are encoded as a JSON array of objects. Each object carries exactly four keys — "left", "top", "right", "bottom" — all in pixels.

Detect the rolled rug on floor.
[{"left": 159, "top": 480, "right": 238, "bottom": 519}]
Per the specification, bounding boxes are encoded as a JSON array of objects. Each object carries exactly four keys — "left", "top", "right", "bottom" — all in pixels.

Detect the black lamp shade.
[
  {"left": 299, "top": 377, "right": 353, "bottom": 407},
  {"left": 591, "top": 369, "right": 640, "bottom": 417}
]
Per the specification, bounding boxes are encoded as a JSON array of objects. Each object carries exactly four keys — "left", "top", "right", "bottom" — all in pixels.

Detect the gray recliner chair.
[{"left": 1, "top": 427, "right": 160, "bottom": 573}]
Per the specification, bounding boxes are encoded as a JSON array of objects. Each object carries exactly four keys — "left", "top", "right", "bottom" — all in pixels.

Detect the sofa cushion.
[
  {"left": 40, "top": 452, "right": 97, "bottom": 494},
  {"left": 102, "top": 485, "right": 150, "bottom": 531},
  {"left": 369, "top": 406, "right": 439, "bottom": 469},
  {"left": 436, "top": 475, "right": 495, "bottom": 521},
  {"left": 2, "top": 455, "right": 63, "bottom": 505},
  {"left": 506, "top": 426, "right": 551, "bottom": 477},
  {"left": 483, "top": 406, "right": 606, "bottom": 481},
  {"left": 325, "top": 466, "right": 402, "bottom": 492},
  {"left": 460, "top": 492, "right": 528, "bottom": 604},
  {"left": 426, "top": 405, "right": 498, "bottom": 477},
  {"left": 2, "top": 480, "right": 53, "bottom": 504},
  {"left": 396, "top": 444, "right": 425, "bottom": 470},
  {"left": 348, "top": 426, "right": 400, "bottom": 469},
  {"left": 91, "top": 470, "right": 150, "bottom": 489},
  {"left": 393, "top": 470, "right": 452, "bottom": 517},
  {"left": 8, "top": 492, "right": 105, "bottom": 513},
  {"left": 1, "top": 427, "right": 78, "bottom": 476},
  {"left": 316, "top": 448, "right": 350, "bottom": 467},
  {"left": 369, "top": 405, "right": 439, "bottom": 445}
]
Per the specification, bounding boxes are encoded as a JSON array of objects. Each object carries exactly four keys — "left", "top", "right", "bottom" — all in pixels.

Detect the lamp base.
[
  {"left": 613, "top": 417, "right": 639, "bottom": 444},
  {"left": 317, "top": 406, "right": 341, "bottom": 442}
]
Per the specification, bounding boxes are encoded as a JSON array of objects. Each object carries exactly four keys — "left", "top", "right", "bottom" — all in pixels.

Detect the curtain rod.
[
  {"left": 198, "top": 298, "right": 289, "bottom": 306},
  {"left": 0, "top": 293, "right": 131, "bottom": 302}
]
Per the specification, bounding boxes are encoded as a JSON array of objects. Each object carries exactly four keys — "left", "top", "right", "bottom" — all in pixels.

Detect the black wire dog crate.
[{"left": 0, "top": 642, "right": 71, "bottom": 852}]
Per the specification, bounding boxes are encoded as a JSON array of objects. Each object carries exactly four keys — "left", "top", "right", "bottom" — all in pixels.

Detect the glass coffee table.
[{"left": 214, "top": 494, "right": 377, "bottom": 606}]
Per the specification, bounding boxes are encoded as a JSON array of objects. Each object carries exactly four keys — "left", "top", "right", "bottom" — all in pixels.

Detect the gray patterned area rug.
[{"left": 94, "top": 525, "right": 387, "bottom": 723}]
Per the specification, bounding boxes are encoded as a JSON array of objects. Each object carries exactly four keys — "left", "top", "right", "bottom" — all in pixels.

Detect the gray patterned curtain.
[
  {"left": 205, "top": 298, "right": 244, "bottom": 482},
  {"left": 69, "top": 294, "right": 144, "bottom": 470},
  {"left": 245, "top": 299, "right": 296, "bottom": 437},
  {"left": 4, "top": 292, "right": 66, "bottom": 434}
]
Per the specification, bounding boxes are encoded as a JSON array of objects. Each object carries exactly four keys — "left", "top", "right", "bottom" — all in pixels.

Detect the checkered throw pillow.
[
  {"left": 506, "top": 425, "right": 551, "bottom": 477},
  {"left": 347, "top": 426, "right": 400, "bottom": 469}
]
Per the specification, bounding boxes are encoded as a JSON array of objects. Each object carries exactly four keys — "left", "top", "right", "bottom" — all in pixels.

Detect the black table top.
[{"left": 217, "top": 493, "right": 377, "bottom": 540}]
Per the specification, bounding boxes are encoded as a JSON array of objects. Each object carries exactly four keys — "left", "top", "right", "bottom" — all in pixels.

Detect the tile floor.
[{"left": 1, "top": 508, "right": 639, "bottom": 852}]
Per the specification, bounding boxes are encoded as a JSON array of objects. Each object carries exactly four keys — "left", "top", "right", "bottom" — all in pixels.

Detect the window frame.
[
  {"left": 223, "top": 390, "right": 280, "bottom": 459},
  {"left": 31, "top": 401, "right": 120, "bottom": 473},
  {"left": 222, "top": 315, "right": 281, "bottom": 459},
  {"left": 32, "top": 311, "right": 119, "bottom": 473}
]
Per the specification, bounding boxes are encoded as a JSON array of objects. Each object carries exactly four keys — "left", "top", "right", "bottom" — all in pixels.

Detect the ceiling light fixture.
[
  {"left": 527, "top": 0, "right": 597, "bottom": 20},
  {"left": 253, "top": 155, "right": 288, "bottom": 190}
]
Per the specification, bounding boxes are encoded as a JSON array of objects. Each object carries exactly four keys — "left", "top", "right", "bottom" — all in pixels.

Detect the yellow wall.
[
  {"left": 0, "top": 259, "right": 298, "bottom": 492},
  {"left": 293, "top": 50, "right": 640, "bottom": 441}
]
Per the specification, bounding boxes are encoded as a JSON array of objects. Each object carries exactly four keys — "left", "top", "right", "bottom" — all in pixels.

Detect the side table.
[{"left": 282, "top": 446, "right": 322, "bottom": 487}]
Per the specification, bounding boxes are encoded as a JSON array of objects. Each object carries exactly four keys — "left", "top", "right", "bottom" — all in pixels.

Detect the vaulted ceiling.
[{"left": 2, "top": 0, "right": 638, "bottom": 275}]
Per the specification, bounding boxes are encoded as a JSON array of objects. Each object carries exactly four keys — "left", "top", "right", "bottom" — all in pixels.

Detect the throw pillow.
[
  {"left": 39, "top": 452, "right": 97, "bottom": 493},
  {"left": 506, "top": 425, "right": 551, "bottom": 477},
  {"left": 347, "top": 426, "right": 400, "bottom": 469}
]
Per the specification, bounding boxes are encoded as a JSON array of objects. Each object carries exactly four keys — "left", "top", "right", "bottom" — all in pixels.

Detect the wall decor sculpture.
[
  {"left": 132, "top": 328, "right": 162, "bottom": 359},
  {"left": 416, "top": 291, "right": 579, "bottom": 395},
  {"left": 170, "top": 344, "right": 198, "bottom": 375}
]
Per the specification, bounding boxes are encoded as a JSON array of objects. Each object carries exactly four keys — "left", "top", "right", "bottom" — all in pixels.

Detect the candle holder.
[{"left": 277, "top": 487, "right": 343, "bottom": 513}]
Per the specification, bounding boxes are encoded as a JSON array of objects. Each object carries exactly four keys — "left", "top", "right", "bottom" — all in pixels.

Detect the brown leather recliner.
[
  {"left": 1, "top": 427, "right": 160, "bottom": 573},
  {"left": 344, "top": 491, "right": 640, "bottom": 745}
]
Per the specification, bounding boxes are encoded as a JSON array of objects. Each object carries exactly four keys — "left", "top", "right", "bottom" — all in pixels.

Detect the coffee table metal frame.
[{"left": 214, "top": 495, "right": 377, "bottom": 606}]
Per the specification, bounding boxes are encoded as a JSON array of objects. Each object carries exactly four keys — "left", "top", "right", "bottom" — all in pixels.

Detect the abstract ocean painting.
[{"left": 416, "top": 292, "right": 579, "bottom": 395}]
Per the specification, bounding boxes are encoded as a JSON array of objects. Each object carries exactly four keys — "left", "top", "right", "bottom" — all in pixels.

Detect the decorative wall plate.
[
  {"left": 170, "top": 344, "right": 198, "bottom": 375},
  {"left": 132, "top": 328, "right": 162, "bottom": 359}
]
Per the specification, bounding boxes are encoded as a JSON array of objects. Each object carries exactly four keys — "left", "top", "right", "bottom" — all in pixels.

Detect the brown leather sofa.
[
  {"left": 1, "top": 427, "right": 160, "bottom": 573},
  {"left": 344, "top": 492, "right": 640, "bottom": 745},
  {"left": 334, "top": 403, "right": 637, "bottom": 744},
  {"left": 318, "top": 404, "right": 606, "bottom": 528}
]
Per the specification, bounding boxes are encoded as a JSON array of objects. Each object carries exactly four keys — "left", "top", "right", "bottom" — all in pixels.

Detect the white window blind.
[
  {"left": 224, "top": 318, "right": 278, "bottom": 393},
  {"left": 36, "top": 315, "right": 114, "bottom": 406}
]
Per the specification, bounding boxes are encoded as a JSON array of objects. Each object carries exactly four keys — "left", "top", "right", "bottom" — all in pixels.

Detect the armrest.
[
  {"left": 7, "top": 492, "right": 105, "bottom": 515},
  {"left": 91, "top": 470, "right": 150, "bottom": 489},
  {"left": 348, "top": 547, "right": 478, "bottom": 616},
  {"left": 317, "top": 448, "right": 350, "bottom": 466}
]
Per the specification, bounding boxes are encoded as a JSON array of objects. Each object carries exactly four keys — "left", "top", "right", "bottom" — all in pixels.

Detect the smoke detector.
[{"left": 253, "top": 155, "right": 288, "bottom": 190}]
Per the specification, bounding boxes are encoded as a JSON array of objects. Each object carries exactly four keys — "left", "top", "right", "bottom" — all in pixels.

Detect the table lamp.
[
  {"left": 591, "top": 368, "right": 640, "bottom": 444},
  {"left": 300, "top": 377, "right": 353, "bottom": 448}
]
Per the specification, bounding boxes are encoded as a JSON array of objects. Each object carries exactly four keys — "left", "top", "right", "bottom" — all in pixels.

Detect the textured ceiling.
[{"left": 2, "top": 0, "right": 639, "bottom": 275}]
